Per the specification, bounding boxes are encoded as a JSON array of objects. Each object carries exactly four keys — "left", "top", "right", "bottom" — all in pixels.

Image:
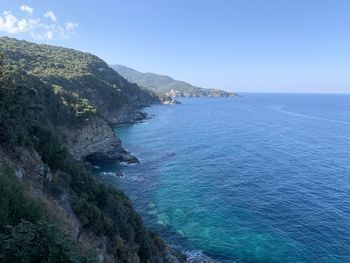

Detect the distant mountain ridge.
[{"left": 111, "top": 64, "right": 237, "bottom": 98}]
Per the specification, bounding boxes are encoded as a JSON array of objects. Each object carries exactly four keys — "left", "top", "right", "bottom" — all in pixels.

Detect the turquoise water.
[{"left": 94, "top": 94, "right": 350, "bottom": 263}]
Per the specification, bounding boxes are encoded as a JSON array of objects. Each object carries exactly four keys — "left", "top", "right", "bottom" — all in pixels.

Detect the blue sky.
[{"left": 0, "top": 0, "right": 349, "bottom": 93}]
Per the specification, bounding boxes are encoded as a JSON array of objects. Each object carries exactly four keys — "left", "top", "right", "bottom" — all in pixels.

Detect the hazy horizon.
[{"left": 1, "top": 0, "right": 350, "bottom": 93}]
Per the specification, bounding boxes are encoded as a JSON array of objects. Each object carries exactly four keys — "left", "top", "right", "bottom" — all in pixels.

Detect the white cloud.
[
  {"left": 44, "top": 10, "right": 56, "bottom": 22},
  {"left": 18, "top": 18, "right": 40, "bottom": 32},
  {"left": 20, "top": 5, "right": 34, "bottom": 15},
  {"left": 0, "top": 6, "right": 78, "bottom": 40},
  {"left": 0, "top": 11, "right": 39, "bottom": 34},
  {"left": 65, "top": 22, "right": 78, "bottom": 30},
  {"left": 46, "top": 31, "right": 53, "bottom": 39}
]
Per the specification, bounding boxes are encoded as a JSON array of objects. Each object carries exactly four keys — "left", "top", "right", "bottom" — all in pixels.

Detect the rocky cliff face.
[
  {"left": 64, "top": 117, "right": 138, "bottom": 163},
  {"left": 0, "top": 37, "right": 159, "bottom": 163},
  {"left": 0, "top": 147, "right": 133, "bottom": 263},
  {"left": 0, "top": 38, "right": 169, "bottom": 262},
  {"left": 0, "top": 37, "right": 216, "bottom": 263}
]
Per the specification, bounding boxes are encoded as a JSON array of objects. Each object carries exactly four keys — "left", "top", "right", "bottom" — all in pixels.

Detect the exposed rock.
[
  {"left": 0, "top": 37, "right": 222, "bottom": 263},
  {"left": 14, "top": 166, "right": 25, "bottom": 179},
  {"left": 63, "top": 116, "right": 138, "bottom": 163},
  {"left": 165, "top": 246, "right": 187, "bottom": 263},
  {"left": 160, "top": 95, "right": 181, "bottom": 105},
  {"left": 0, "top": 147, "right": 116, "bottom": 262},
  {"left": 0, "top": 146, "right": 78, "bottom": 231},
  {"left": 108, "top": 105, "right": 151, "bottom": 125},
  {"left": 163, "top": 99, "right": 181, "bottom": 105},
  {"left": 40, "top": 164, "right": 52, "bottom": 182},
  {"left": 78, "top": 231, "right": 114, "bottom": 263}
]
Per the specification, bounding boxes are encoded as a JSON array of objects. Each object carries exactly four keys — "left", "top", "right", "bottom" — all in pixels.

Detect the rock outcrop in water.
[{"left": 160, "top": 95, "right": 181, "bottom": 105}]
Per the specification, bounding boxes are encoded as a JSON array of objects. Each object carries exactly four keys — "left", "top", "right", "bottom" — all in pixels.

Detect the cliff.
[
  {"left": 0, "top": 37, "right": 159, "bottom": 163},
  {"left": 0, "top": 37, "right": 173, "bottom": 262},
  {"left": 111, "top": 64, "right": 236, "bottom": 98},
  {"left": 64, "top": 116, "right": 139, "bottom": 163}
]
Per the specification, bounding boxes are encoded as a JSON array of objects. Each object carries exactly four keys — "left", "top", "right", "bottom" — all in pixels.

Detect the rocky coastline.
[
  {"left": 102, "top": 106, "right": 221, "bottom": 263},
  {"left": 65, "top": 114, "right": 141, "bottom": 164},
  {"left": 0, "top": 37, "right": 221, "bottom": 263}
]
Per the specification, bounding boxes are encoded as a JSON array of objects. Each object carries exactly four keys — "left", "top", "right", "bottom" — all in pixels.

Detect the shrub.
[
  {"left": 0, "top": 165, "right": 42, "bottom": 228},
  {"left": 0, "top": 165, "right": 91, "bottom": 263},
  {"left": 0, "top": 220, "right": 92, "bottom": 263}
]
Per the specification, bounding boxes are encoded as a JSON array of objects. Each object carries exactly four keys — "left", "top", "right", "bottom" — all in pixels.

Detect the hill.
[
  {"left": 0, "top": 37, "right": 161, "bottom": 162},
  {"left": 111, "top": 64, "right": 236, "bottom": 98},
  {"left": 0, "top": 37, "right": 173, "bottom": 263},
  {"left": 0, "top": 37, "right": 159, "bottom": 125}
]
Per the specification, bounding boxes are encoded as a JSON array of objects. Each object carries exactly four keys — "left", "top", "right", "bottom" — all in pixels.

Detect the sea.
[{"left": 92, "top": 93, "right": 350, "bottom": 263}]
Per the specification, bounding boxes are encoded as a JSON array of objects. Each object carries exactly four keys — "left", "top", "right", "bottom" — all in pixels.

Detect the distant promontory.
[{"left": 111, "top": 64, "right": 237, "bottom": 98}]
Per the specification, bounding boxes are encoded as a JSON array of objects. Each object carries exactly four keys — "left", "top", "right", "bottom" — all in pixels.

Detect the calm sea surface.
[{"left": 94, "top": 94, "right": 350, "bottom": 263}]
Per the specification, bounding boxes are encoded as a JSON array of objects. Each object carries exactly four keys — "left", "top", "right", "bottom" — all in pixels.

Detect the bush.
[
  {"left": 29, "top": 125, "right": 69, "bottom": 171},
  {"left": 0, "top": 165, "right": 41, "bottom": 228},
  {"left": 0, "top": 165, "right": 91, "bottom": 263},
  {"left": 0, "top": 220, "right": 92, "bottom": 263}
]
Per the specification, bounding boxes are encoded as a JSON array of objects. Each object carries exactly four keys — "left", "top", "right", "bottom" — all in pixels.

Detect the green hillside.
[
  {"left": 111, "top": 64, "right": 236, "bottom": 97},
  {"left": 0, "top": 38, "right": 167, "bottom": 262},
  {"left": 0, "top": 37, "right": 159, "bottom": 124}
]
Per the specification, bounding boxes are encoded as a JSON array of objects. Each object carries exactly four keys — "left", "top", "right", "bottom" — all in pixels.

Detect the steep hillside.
[
  {"left": 0, "top": 38, "right": 173, "bottom": 263},
  {"left": 0, "top": 37, "right": 159, "bottom": 124},
  {"left": 0, "top": 37, "right": 160, "bottom": 163},
  {"left": 111, "top": 64, "right": 236, "bottom": 97}
]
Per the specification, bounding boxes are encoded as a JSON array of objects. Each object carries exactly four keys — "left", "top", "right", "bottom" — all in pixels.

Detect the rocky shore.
[
  {"left": 65, "top": 116, "right": 140, "bottom": 164},
  {"left": 0, "top": 37, "right": 221, "bottom": 263},
  {"left": 104, "top": 108, "right": 223, "bottom": 263}
]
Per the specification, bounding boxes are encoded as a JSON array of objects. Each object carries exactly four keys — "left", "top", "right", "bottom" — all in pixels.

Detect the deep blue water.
[{"left": 94, "top": 94, "right": 350, "bottom": 263}]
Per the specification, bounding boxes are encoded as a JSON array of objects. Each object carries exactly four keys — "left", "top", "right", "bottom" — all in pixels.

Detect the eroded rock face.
[
  {"left": 65, "top": 116, "right": 138, "bottom": 163},
  {"left": 0, "top": 148, "right": 110, "bottom": 262},
  {"left": 104, "top": 105, "right": 151, "bottom": 125}
]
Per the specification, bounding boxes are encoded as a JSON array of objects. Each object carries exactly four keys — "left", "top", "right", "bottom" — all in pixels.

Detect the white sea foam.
[
  {"left": 99, "top": 172, "right": 115, "bottom": 176},
  {"left": 120, "top": 161, "right": 139, "bottom": 166},
  {"left": 99, "top": 171, "right": 125, "bottom": 177},
  {"left": 128, "top": 175, "right": 144, "bottom": 181},
  {"left": 185, "top": 250, "right": 237, "bottom": 263}
]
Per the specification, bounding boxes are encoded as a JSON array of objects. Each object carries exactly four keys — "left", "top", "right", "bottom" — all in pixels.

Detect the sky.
[{"left": 0, "top": 0, "right": 349, "bottom": 93}]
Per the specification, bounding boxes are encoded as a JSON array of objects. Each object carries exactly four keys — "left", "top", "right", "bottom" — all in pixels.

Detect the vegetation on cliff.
[
  {"left": 0, "top": 39, "right": 166, "bottom": 262},
  {"left": 111, "top": 64, "right": 236, "bottom": 97},
  {"left": 0, "top": 37, "right": 159, "bottom": 124},
  {"left": 0, "top": 165, "right": 90, "bottom": 263}
]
